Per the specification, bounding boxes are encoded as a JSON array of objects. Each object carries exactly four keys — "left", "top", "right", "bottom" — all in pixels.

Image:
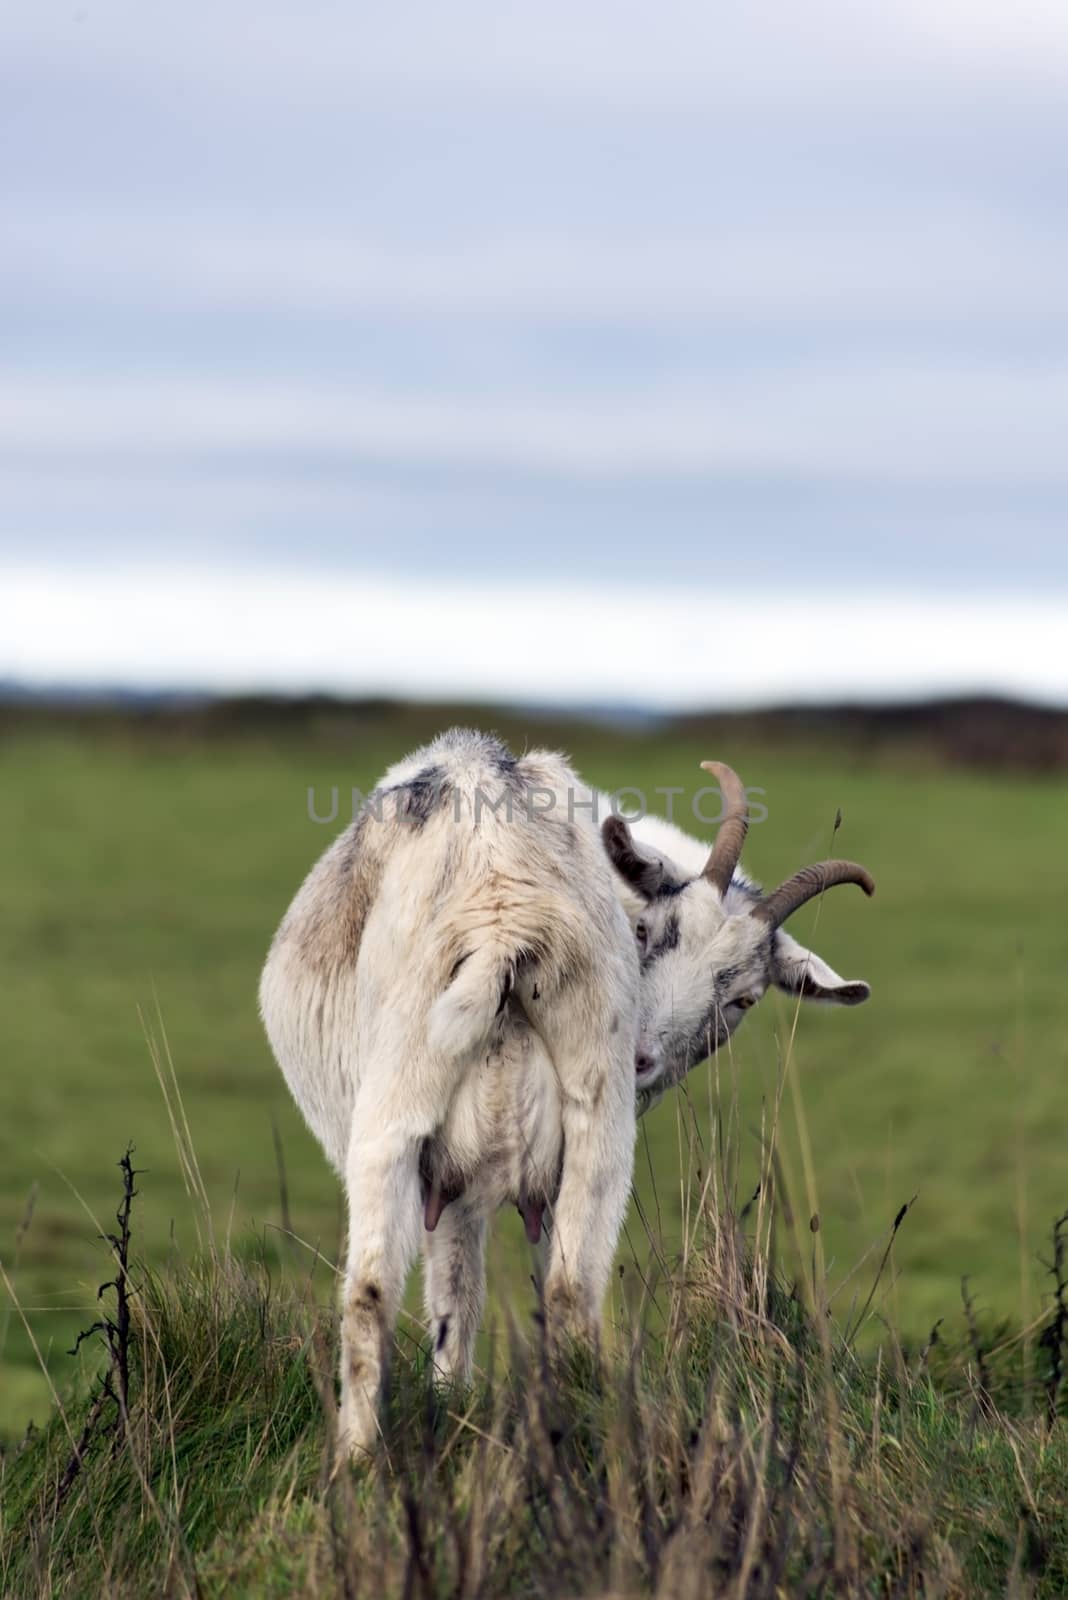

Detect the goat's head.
[{"left": 602, "top": 761, "right": 874, "bottom": 1099}]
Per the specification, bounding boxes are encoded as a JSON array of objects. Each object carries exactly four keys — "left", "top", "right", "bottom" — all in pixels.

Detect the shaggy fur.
[
  {"left": 261, "top": 730, "right": 637, "bottom": 1457},
  {"left": 260, "top": 729, "right": 872, "bottom": 1457}
]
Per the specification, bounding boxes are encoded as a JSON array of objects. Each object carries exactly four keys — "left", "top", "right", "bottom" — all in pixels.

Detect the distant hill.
[{"left": 2, "top": 686, "right": 1067, "bottom": 772}]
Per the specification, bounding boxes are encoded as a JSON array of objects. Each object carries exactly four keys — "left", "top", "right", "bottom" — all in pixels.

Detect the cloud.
[
  {"left": 6, "top": 213, "right": 1068, "bottom": 332},
  {"left": 9, "top": 1, "right": 1067, "bottom": 111},
  {"left": 2, "top": 563, "right": 1065, "bottom": 709},
  {"left": 3, "top": 0, "right": 1068, "bottom": 661},
  {"left": 3, "top": 364, "right": 1068, "bottom": 487}
]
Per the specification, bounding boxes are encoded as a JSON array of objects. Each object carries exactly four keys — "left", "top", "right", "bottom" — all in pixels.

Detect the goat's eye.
[{"left": 635, "top": 920, "right": 649, "bottom": 951}]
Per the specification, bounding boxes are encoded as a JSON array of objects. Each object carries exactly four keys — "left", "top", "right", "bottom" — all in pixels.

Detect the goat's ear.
[
  {"left": 601, "top": 816, "right": 670, "bottom": 902},
  {"left": 771, "top": 930, "right": 871, "bottom": 1005}
]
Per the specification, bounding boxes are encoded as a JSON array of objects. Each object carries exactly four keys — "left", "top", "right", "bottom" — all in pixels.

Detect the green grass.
[
  {"left": 2, "top": 1154, "right": 1066, "bottom": 1598},
  {"left": 1, "top": 706, "right": 1067, "bottom": 1440}
]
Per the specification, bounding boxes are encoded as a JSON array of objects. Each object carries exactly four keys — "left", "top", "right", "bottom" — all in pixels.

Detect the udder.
[{"left": 419, "top": 1015, "right": 564, "bottom": 1241}]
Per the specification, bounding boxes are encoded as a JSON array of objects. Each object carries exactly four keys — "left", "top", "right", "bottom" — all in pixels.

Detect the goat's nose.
[{"left": 635, "top": 1049, "right": 657, "bottom": 1078}]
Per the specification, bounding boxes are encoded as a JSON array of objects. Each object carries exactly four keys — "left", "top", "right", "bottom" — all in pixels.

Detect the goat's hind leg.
[
  {"left": 339, "top": 1105, "right": 424, "bottom": 1461},
  {"left": 422, "top": 1202, "right": 487, "bottom": 1387},
  {"left": 534, "top": 981, "right": 637, "bottom": 1347},
  {"left": 339, "top": 1024, "right": 476, "bottom": 1461}
]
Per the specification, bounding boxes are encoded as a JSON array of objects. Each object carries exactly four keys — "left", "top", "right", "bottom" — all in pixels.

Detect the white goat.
[{"left": 260, "top": 729, "right": 873, "bottom": 1457}]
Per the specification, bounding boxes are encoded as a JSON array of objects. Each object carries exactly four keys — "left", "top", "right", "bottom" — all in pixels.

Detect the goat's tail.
[{"left": 426, "top": 941, "right": 520, "bottom": 1062}]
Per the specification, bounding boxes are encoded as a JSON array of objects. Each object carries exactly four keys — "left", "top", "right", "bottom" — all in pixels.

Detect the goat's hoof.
[
  {"left": 336, "top": 1403, "right": 378, "bottom": 1470},
  {"left": 544, "top": 1286, "right": 599, "bottom": 1356}
]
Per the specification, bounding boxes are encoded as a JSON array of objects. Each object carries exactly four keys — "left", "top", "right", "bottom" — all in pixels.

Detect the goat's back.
[{"left": 259, "top": 728, "right": 627, "bottom": 1171}]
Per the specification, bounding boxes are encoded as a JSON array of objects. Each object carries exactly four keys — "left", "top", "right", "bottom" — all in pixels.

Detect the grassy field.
[
  {"left": 3, "top": 1153, "right": 1067, "bottom": 1597},
  {"left": 1, "top": 704, "right": 1067, "bottom": 1443}
]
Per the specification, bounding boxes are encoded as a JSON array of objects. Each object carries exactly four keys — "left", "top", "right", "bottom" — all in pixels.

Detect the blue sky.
[{"left": 3, "top": 2, "right": 1067, "bottom": 702}]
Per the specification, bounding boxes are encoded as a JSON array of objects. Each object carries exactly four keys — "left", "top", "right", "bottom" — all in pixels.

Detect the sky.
[{"left": 3, "top": 2, "right": 1068, "bottom": 707}]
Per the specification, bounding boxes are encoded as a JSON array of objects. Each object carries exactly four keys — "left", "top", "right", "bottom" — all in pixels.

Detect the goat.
[{"left": 259, "top": 730, "right": 873, "bottom": 1457}]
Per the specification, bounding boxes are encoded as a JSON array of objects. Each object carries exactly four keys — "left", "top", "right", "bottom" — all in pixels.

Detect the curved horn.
[
  {"left": 752, "top": 860, "right": 875, "bottom": 929},
  {"left": 699, "top": 760, "right": 749, "bottom": 895}
]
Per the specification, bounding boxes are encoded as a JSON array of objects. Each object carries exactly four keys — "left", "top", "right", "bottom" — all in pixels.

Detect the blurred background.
[{"left": 2, "top": 2, "right": 1067, "bottom": 1434}]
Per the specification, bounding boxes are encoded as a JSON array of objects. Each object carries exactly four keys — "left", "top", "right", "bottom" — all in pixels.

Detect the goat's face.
[{"left": 602, "top": 761, "right": 874, "bottom": 1098}]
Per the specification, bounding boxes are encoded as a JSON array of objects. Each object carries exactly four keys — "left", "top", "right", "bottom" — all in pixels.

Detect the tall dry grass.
[{"left": 3, "top": 1011, "right": 1067, "bottom": 1597}]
